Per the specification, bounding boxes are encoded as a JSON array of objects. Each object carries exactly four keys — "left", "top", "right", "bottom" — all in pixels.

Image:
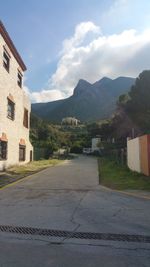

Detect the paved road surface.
[{"left": 0, "top": 155, "right": 150, "bottom": 266}]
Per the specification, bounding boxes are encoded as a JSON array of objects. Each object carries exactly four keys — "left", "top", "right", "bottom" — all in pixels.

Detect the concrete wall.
[
  {"left": 127, "top": 137, "right": 141, "bottom": 173},
  {"left": 0, "top": 33, "right": 33, "bottom": 170},
  {"left": 92, "top": 138, "right": 100, "bottom": 152},
  {"left": 139, "top": 135, "right": 150, "bottom": 176},
  {"left": 139, "top": 135, "right": 148, "bottom": 176}
]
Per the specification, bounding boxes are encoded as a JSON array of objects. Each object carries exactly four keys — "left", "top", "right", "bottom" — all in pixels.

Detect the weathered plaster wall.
[
  {"left": 127, "top": 137, "right": 141, "bottom": 173},
  {"left": 0, "top": 33, "right": 33, "bottom": 170}
]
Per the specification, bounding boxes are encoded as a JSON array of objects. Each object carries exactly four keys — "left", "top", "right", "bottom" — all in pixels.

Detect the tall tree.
[{"left": 120, "top": 70, "right": 150, "bottom": 132}]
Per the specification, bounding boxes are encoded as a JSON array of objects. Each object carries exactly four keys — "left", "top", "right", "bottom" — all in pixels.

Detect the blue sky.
[{"left": 1, "top": 0, "right": 150, "bottom": 102}]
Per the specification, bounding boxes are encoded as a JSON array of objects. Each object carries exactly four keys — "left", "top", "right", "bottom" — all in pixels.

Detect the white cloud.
[
  {"left": 31, "top": 89, "right": 64, "bottom": 103},
  {"left": 31, "top": 21, "right": 150, "bottom": 103},
  {"left": 62, "top": 21, "right": 100, "bottom": 53}
]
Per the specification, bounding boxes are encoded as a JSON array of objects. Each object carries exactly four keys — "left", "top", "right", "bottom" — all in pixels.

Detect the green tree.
[{"left": 119, "top": 70, "right": 150, "bottom": 132}]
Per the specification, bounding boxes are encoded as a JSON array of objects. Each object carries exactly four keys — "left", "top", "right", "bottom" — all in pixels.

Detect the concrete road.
[{"left": 0, "top": 155, "right": 150, "bottom": 266}]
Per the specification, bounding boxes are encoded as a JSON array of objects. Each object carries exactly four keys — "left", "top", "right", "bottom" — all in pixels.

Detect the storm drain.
[{"left": 0, "top": 225, "right": 150, "bottom": 243}]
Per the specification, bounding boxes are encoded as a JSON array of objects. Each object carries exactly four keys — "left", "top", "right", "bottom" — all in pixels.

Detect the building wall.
[
  {"left": 139, "top": 135, "right": 150, "bottom": 176},
  {"left": 127, "top": 137, "right": 141, "bottom": 172},
  {"left": 92, "top": 138, "right": 100, "bottom": 152},
  {"left": 0, "top": 33, "right": 33, "bottom": 170},
  {"left": 147, "top": 135, "right": 150, "bottom": 176},
  {"left": 62, "top": 117, "right": 78, "bottom": 126}
]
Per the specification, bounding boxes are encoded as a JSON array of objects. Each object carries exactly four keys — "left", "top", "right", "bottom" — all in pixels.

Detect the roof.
[{"left": 0, "top": 21, "right": 27, "bottom": 71}]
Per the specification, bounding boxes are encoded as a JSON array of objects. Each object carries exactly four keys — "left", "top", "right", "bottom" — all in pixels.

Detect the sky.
[{"left": 1, "top": 0, "right": 150, "bottom": 103}]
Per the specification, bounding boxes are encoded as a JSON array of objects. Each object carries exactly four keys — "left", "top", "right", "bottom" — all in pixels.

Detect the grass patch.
[
  {"left": 98, "top": 157, "right": 150, "bottom": 191},
  {"left": 8, "top": 159, "right": 61, "bottom": 175},
  {"left": 0, "top": 159, "right": 63, "bottom": 188}
]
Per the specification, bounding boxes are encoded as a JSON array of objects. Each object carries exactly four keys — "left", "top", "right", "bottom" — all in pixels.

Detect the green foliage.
[
  {"left": 70, "top": 141, "right": 83, "bottom": 154},
  {"left": 91, "top": 70, "right": 150, "bottom": 144},
  {"left": 30, "top": 113, "right": 91, "bottom": 158},
  {"left": 86, "top": 120, "right": 115, "bottom": 141},
  {"left": 98, "top": 157, "right": 150, "bottom": 190},
  {"left": 118, "top": 70, "right": 150, "bottom": 132},
  {"left": 30, "top": 113, "right": 65, "bottom": 158},
  {"left": 117, "top": 93, "right": 130, "bottom": 106}
]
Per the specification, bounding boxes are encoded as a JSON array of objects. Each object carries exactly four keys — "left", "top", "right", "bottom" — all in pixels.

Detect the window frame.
[
  {"left": 3, "top": 50, "right": 10, "bottom": 73},
  {"left": 7, "top": 98, "right": 15, "bottom": 120},
  {"left": 17, "top": 70, "right": 23, "bottom": 88},
  {"left": 19, "top": 145, "right": 26, "bottom": 161},
  {"left": 23, "top": 108, "right": 29, "bottom": 128},
  {"left": 0, "top": 141, "right": 8, "bottom": 160}
]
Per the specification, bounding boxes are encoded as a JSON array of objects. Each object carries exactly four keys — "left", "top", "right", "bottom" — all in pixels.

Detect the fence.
[{"left": 33, "top": 147, "right": 52, "bottom": 161}]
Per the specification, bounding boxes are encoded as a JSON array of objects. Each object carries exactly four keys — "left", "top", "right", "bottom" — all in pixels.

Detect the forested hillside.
[{"left": 32, "top": 76, "right": 135, "bottom": 123}]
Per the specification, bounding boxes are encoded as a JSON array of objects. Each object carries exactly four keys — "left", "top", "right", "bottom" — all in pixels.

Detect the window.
[
  {"left": 0, "top": 141, "right": 7, "bottom": 160},
  {"left": 7, "top": 99, "right": 15, "bottom": 120},
  {"left": 3, "top": 50, "right": 10, "bottom": 72},
  {"left": 19, "top": 145, "right": 26, "bottom": 161},
  {"left": 17, "top": 71, "right": 22, "bottom": 88},
  {"left": 23, "top": 108, "right": 28, "bottom": 128}
]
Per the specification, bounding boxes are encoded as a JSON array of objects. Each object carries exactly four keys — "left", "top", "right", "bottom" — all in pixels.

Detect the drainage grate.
[{"left": 0, "top": 225, "right": 150, "bottom": 243}]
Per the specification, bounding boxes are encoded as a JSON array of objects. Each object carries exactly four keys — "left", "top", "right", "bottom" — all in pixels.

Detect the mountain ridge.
[{"left": 32, "top": 76, "right": 135, "bottom": 122}]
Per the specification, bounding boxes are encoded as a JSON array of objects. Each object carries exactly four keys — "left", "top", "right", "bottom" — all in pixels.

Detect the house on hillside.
[
  {"left": 0, "top": 21, "right": 33, "bottom": 170},
  {"left": 61, "top": 117, "right": 80, "bottom": 126}
]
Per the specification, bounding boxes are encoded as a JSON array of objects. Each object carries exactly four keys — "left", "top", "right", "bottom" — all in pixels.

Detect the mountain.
[{"left": 32, "top": 76, "right": 135, "bottom": 122}]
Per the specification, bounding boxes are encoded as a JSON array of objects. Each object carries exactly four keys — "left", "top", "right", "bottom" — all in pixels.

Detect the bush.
[{"left": 70, "top": 144, "right": 83, "bottom": 154}]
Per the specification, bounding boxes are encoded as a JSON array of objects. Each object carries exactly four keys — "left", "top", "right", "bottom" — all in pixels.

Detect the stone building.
[
  {"left": 0, "top": 21, "right": 33, "bottom": 170},
  {"left": 61, "top": 117, "right": 80, "bottom": 126}
]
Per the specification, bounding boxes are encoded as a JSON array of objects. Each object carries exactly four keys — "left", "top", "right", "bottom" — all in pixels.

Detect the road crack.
[{"left": 60, "top": 191, "right": 88, "bottom": 243}]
